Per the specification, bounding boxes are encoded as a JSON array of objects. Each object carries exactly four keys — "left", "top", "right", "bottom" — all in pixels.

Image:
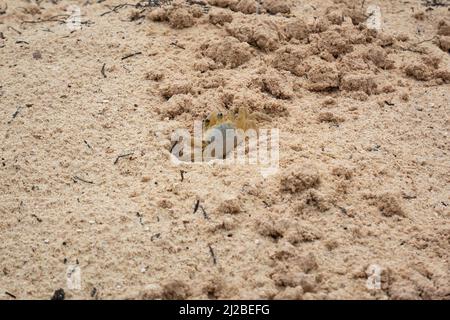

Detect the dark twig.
[
  {"left": 31, "top": 214, "right": 42, "bottom": 223},
  {"left": 100, "top": 3, "right": 134, "bottom": 17},
  {"left": 114, "top": 152, "right": 134, "bottom": 165},
  {"left": 397, "top": 45, "right": 426, "bottom": 54},
  {"left": 169, "top": 140, "right": 178, "bottom": 153},
  {"left": 100, "top": 0, "right": 172, "bottom": 16},
  {"left": 187, "top": 0, "right": 207, "bottom": 5},
  {"left": 7, "top": 106, "right": 22, "bottom": 124},
  {"left": 337, "top": 206, "right": 348, "bottom": 215},
  {"left": 121, "top": 52, "right": 142, "bottom": 60},
  {"left": 170, "top": 41, "right": 185, "bottom": 50},
  {"left": 421, "top": 0, "right": 449, "bottom": 8},
  {"left": 84, "top": 140, "right": 92, "bottom": 149},
  {"left": 151, "top": 233, "right": 161, "bottom": 241},
  {"left": 193, "top": 199, "right": 200, "bottom": 214},
  {"left": 180, "top": 170, "right": 186, "bottom": 182},
  {"left": 136, "top": 212, "right": 144, "bottom": 226},
  {"left": 208, "top": 245, "right": 217, "bottom": 265},
  {"left": 72, "top": 176, "right": 94, "bottom": 184},
  {"left": 7, "top": 26, "right": 22, "bottom": 35},
  {"left": 21, "top": 17, "right": 66, "bottom": 25},
  {"left": 413, "top": 36, "right": 437, "bottom": 45},
  {"left": 101, "top": 63, "right": 107, "bottom": 78},
  {"left": 5, "top": 292, "right": 16, "bottom": 299},
  {"left": 200, "top": 205, "right": 209, "bottom": 220}
]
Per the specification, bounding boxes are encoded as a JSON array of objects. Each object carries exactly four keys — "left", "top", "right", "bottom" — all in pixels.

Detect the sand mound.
[{"left": 0, "top": 0, "right": 449, "bottom": 300}]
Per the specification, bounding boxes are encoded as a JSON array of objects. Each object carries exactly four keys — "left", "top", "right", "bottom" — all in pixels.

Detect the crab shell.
[
  {"left": 202, "top": 108, "right": 257, "bottom": 159},
  {"left": 203, "top": 107, "right": 256, "bottom": 132}
]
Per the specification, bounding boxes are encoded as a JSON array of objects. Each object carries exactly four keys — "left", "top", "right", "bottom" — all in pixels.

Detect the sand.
[{"left": 0, "top": 0, "right": 449, "bottom": 300}]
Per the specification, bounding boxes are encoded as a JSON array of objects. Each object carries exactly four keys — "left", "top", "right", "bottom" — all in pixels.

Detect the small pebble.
[{"left": 32, "top": 51, "right": 42, "bottom": 60}]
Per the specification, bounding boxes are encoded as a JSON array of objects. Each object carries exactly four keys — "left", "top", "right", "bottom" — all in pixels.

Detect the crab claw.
[
  {"left": 205, "top": 111, "right": 219, "bottom": 130},
  {"left": 235, "top": 107, "right": 254, "bottom": 131}
]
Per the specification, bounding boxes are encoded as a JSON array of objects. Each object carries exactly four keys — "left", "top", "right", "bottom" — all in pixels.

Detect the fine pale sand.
[{"left": 0, "top": 0, "right": 449, "bottom": 300}]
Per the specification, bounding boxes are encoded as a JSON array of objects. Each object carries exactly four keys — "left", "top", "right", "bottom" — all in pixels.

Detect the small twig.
[
  {"left": 5, "top": 292, "right": 16, "bottom": 299},
  {"left": 180, "top": 170, "right": 186, "bottom": 182},
  {"left": 337, "top": 206, "right": 347, "bottom": 215},
  {"left": 121, "top": 51, "right": 142, "bottom": 60},
  {"left": 7, "top": 106, "right": 22, "bottom": 124},
  {"left": 170, "top": 41, "right": 185, "bottom": 50},
  {"left": 101, "top": 63, "right": 107, "bottom": 78},
  {"left": 169, "top": 140, "right": 178, "bottom": 153},
  {"left": 7, "top": 26, "right": 22, "bottom": 35},
  {"left": 151, "top": 233, "right": 161, "bottom": 241},
  {"left": 114, "top": 152, "right": 134, "bottom": 164},
  {"left": 21, "top": 18, "right": 65, "bottom": 25},
  {"left": 100, "top": 0, "right": 170, "bottom": 16},
  {"left": 397, "top": 45, "right": 426, "bottom": 54},
  {"left": 16, "top": 40, "right": 29, "bottom": 45},
  {"left": 100, "top": 3, "right": 134, "bottom": 17},
  {"left": 208, "top": 245, "right": 217, "bottom": 265},
  {"left": 413, "top": 36, "right": 437, "bottom": 45},
  {"left": 31, "top": 214, "right": 42, "bottom": 223},
  {"left": 421, "top": 0, "right": 449, "bottom": 8},
  {"left": 193, "top": 200, "right": 200, "bottom": 214},
  {"left": 72, "top": 176, "right": 94, "bottom": 184},
  {"left": 84, "top": 140, "right": 92, "bottom": 149},
  {"left": 136, "top": 212, "right": 144, "bottom": 226},
  {"left": 200, "top": 205, "right": 209, "bottom": 220},
  {"left": 187, "top": 0, "right": 207, "bottom": 5}
]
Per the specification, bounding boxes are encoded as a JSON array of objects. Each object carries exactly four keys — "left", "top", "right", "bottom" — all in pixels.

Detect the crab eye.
[{"left": 217, "top": 112, "right": 223, "bottom": 118}]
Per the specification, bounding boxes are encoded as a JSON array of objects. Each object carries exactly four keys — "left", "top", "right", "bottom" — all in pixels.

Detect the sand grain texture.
[{"left": 0, "top": 0, "right": 449, "bottom": 300}]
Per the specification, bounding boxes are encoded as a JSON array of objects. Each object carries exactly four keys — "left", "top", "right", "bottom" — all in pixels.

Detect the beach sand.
[{"left": 0, "top": 0, "right": 449, "bottom": 299}]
